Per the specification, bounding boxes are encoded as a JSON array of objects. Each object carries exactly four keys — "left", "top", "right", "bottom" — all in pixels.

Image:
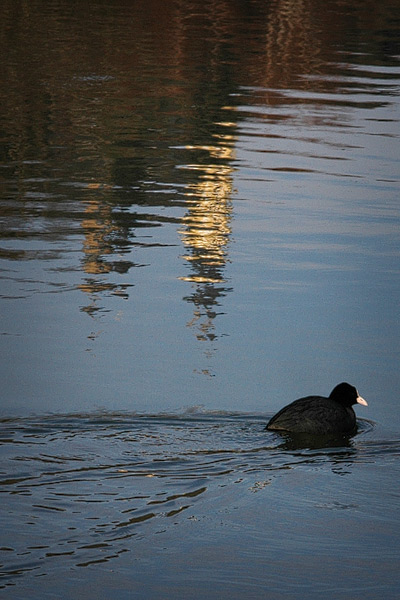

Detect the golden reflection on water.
[
  {"left": 178, "top": 167, "right": 233, "bottom": 283},
  {"left": 178, "top": 132, "right": 235, "bottom": 343},
  {"left": 1, "top": 0, "right": 398, "bottom": 354}
]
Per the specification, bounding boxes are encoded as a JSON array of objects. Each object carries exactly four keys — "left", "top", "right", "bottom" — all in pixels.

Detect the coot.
[{"left": 266, "top": 382, "right": 368, "bottom": 434}]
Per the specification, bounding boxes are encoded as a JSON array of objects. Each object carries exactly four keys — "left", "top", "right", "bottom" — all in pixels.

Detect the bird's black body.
[{"left": 266, "top": 382, "right": 367, "bottom": 435}]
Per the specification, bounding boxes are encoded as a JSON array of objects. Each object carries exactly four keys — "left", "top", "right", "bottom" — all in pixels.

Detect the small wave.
[{"left": 1, "top": 410, "right": 399, "bottom": 591}]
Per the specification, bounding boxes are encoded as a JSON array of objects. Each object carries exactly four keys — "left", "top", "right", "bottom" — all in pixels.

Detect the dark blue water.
[
  {"left": 1, "top": 412, "right": 399, "bottom": 599},
  {"left": 1, "top": 0, "right": 400, "bottom": 597}
]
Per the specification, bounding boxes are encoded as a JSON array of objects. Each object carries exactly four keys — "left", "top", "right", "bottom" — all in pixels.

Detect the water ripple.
[{"left": 0, "top": 411, "right": 398, "bottom": 590}]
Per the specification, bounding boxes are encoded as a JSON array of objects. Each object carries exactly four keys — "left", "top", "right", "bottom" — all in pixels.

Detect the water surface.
[
  {"left": 1, "top": 412, "right": 399, "bottom": 599},
  {"left": 1, "top": 0, "right": 400, "bottom": 597}
]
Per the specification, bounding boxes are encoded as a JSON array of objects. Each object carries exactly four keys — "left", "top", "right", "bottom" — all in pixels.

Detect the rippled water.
[
  {"left": 1, "top": 413, "right": 399, "bottom": 599},
  {"left": 1, "top": 0, "right": 400, "bottom": 597},
  {"left": 1, "top": 0, "right": 399, "bottom": 420}
]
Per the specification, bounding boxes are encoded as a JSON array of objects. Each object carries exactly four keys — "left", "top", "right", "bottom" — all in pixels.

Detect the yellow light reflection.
[{"left": 178, "top": 135, "right": 236, "bottom": 347}]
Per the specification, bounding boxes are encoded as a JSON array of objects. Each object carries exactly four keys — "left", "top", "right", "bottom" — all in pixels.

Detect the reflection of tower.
[
  {"left": 78, "top": 186, "right": 133, "bottom": 319},
  {"left": 178, "top": 131, "right": 235, "bottom": 345}
]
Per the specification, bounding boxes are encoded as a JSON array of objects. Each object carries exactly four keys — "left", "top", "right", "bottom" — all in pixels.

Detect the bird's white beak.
[{"left": 357, "top": 395, "right": 368, "bottom": 406}]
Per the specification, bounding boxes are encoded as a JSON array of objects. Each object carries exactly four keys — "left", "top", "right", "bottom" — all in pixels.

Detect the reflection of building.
[
  {"left": 3, "top": 0, "right": 368, "bottom": 339},
  {"left": 178, "top": 130, "right": 235, "bottom": 343},
  {"left": 78, "top": 186, "right": 134, "bottom": 318}
]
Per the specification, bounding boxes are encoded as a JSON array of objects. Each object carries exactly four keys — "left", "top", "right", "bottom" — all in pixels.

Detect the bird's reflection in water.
[{"left": 273, "top": 430, "right": 356, "bottom": 451}]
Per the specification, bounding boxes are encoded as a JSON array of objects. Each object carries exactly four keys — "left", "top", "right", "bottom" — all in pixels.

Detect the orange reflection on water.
[
  {"left": 178, "top": 135, "right": 235, "bottom": 344},
  {"left": 178, "top": 164, "right": 233, "bottom": 281}
]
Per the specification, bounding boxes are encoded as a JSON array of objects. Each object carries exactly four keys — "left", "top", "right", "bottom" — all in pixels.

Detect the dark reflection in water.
[
  {"left": 1, "top": 0, "right": 399, "bottom": 336},
  {"left": 270, "top": 419, "right": 374, "bottom": 451},
  {"left": 274, "top": 431, "right": 356, "bottom": 452},
  {"left": 1, "top": 0, "right": 250, "bottom": 340}
]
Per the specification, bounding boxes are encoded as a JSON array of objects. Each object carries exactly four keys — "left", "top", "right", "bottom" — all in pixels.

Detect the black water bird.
[{"left": 266, "top": 382, "right": 368, "bottom": 435}]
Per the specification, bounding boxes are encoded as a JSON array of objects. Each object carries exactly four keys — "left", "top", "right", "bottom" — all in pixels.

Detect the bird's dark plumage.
[{"left": 266, "top": 382, "right": 368, "bottom": 434}]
